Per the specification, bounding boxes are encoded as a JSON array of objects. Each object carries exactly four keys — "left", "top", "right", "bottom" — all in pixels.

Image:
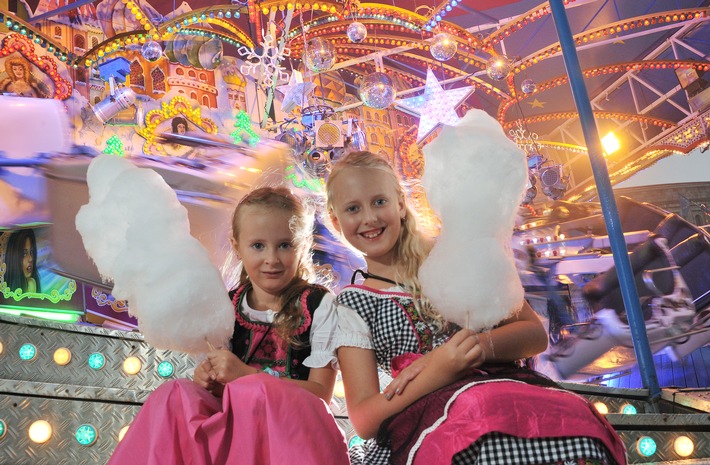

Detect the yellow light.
[
  {"left": 601, "top": 131, "right": 620, "bottom": 156},
  {"left": 123, "top": 356, "right": 142, "bottom": 375},
  {"left": 674, "top": 435, "right": 694, "bottom": 457},
  {"left": 593, "top": 402, "right": 608, "bottom": 415},
  {"left": 53, "top": 348, "right": 72, "bottom": 366},
  {"left": 333, "top": 380, "right": 345, "bottom": 398},
  {"left": 0, "top": 340, "right": 3, "bottom": 355},
  {"left": 118, "top": 425, "right": 130, "bottom": 442},
  {"left": 28, "top": 420, "right": 52, "bottom": 444}
]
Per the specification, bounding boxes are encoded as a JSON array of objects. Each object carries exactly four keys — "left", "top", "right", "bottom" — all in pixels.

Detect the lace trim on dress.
[{"left": 232, "top": 283, "right": 312, "bottom": 335}]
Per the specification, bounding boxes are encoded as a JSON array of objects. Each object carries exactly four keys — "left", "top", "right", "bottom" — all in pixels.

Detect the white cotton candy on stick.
[
  {"left": 419, "top": 109, "right": 527, "bottom": 331},
  {"left": 75, "top": 155, "right": 234, "bottom": 355}
]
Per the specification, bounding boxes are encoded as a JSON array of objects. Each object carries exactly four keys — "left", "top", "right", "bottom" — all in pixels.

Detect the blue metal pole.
[{"left": 548, "top": 0, "right": 661, "bottom": 399}]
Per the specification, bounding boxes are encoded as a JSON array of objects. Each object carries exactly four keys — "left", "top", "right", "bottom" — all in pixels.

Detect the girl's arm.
[
  {"left": 383, "top": 299, "right": 547, "bottom": 399},
  {"left": 282, "top": 365, "right": 336, "bottom": 403},
  {"left": 281, "top": 291, "right": 338, "bottom": 403},
  {"left": 204, "top": 349, "right": 336, "bottom": 402},
  {"left": 340, "top": 329, "right": 483, "bottom": 439},
  {"left": 480, "top": 299, "right": 548, "bottom": 362}
]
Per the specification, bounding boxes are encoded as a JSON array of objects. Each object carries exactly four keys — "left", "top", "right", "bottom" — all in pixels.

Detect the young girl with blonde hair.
[{"left": 326, "top": 151, "right": 626, "bottom": 465}]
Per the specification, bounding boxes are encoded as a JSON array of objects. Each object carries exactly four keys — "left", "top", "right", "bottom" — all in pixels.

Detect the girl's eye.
[
  {"left": 374, "top": 198, "right": 387, "bottom": 206},
  {"left": 279, "top": 242, "right": 292, "bottom": 250},
  {"left": 345, "top": 205, "right": 359, "bottom": 213},
  {"left": 251, "top": 243, "right": 264, "bottom": 250}
]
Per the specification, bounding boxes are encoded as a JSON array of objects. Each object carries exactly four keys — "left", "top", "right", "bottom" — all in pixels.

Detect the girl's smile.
[{"left": 329, "top": 166, "right": 405, "bottom": 270}]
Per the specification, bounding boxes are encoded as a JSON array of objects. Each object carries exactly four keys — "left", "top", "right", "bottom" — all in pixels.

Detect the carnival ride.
[{"left": 1, "top": 0, "right": 710, "bottom": 463}]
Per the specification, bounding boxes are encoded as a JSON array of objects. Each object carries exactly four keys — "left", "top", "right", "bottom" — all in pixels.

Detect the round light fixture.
[
  {"left": 53, "top": 348, "right": 72, "bottom": 366},
  {"left": 122, "top": 356, "right": 142, "bottom": 375},
  {"left": 28, "top": 420, "right": 52, "bottom": 444}
]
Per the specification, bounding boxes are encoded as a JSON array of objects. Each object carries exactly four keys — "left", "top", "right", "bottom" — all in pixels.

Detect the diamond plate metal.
[
  {"left": 0, "top": 314, "right": 195, "bottom": 395},
  {"left": 0, "top": 392, "right": 141, "bottom": 465},
  {"left": 619, "top": 430, "right": 710, "bottom": 464}
]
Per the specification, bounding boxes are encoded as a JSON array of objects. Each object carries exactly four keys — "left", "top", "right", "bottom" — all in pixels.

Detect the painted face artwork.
[{"left": 22, "top": 237, "right": 34, "bottom": 279}]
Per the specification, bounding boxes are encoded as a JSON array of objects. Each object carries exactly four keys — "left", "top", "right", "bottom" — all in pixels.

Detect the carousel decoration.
[
  {"left": 230, "top": 110, "right": 260, "bottom": 145},
  {"left": 0, "top": 33, "right": 71, "bottom": 100},
  {"left": 140, "top": 40, "right": 163, "bottom": 62},
  {"left": 486, "top": 54, "right": 513, "bottom": 81},
  {"left": 238, "top": 30, "right": 290, "bottom": 85},
  {"left": 276, "top": 69, "right": 314, "bottom": 114},
  {"left": 137, "top": 95, "right": 218, "bottom": 155},
  {"left": 429, "top": 32, "right": 457, "bottom": 62},
  {"left": 521, "top": 78, "right": 537, "bottom": 94},
  {"left": 303, "top": 37, "right": 337, "bottom": 73},
  {"left": 103, "top": 135, "right": 126, "bottom": 157},
  {"left": 509, "top": 119, "right": 568, "bottom": 203},
  {"left": 397, "top": 68, "right": 474, "bottom": 142},
  {"left": 359, "top": 71, "right": 397, "bottom": 109},
  {"left": 346, "top": 21, "right": 367, "bottom": 43}
]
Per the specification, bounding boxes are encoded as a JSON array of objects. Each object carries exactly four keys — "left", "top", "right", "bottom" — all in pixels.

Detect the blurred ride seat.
[
  {"left": 660, "top": 232, "right": 710, "bottom": 361},
  {"left": 653, "top": 212, "right": 699, "bottom": 248},
  {"left": 546, "top": 235, "right": 696, "bottom": 379}
]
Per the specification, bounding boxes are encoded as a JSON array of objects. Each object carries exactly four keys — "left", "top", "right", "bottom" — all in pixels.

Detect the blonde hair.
[
  {"left": 232, "top": 186, "right": 322, "bottom": 345},
  {"left": 325, "top": 151, "right": 443, "bottom": 326}
]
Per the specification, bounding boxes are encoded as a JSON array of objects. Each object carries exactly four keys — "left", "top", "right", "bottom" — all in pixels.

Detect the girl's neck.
[
  {"left": 363, "top": 263, "right": 399, "bottom": 289},
  {"left": 246, "top": 286, "right": 281, "bottom": 312}
]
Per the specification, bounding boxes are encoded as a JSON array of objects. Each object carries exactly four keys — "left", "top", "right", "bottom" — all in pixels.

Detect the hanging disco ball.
[
  {"left": 359, "top": 72, "right": 397, "bottom": 109},
  {"left": 304, "top": 37, "right": 337, "bottom": 73},
  {"left": 430, "top": 33, "right": 457, "bottom": 62},
  {"left": 521, "top": 78, "right": 537, "bottom": 94},
  {"left": 486, "top": 55, "right": 513, "bottom": 81},
  {"left": 347, "top": 22, "right": 367, "bottom": 43},
  {"left": 141, "top": 40, "right": 163, "bottom": 62}
]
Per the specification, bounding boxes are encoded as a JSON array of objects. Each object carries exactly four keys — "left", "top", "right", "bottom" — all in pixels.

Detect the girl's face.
[
  {"left": 22, "top": 237, "right": 34, "bottom": 279},
  {"left": 329, "top": 166, "right": 405, "bottom": 269},
  {"left": 233, "top": 206, "right": 301, "bottom": 307}
]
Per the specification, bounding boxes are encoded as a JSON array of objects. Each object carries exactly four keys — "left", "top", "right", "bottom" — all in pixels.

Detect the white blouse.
[
  {"left": 333, "top": 285, "right": 405, "bottom": 351},
  {"left": 240, "top": 292, "right": 339, "bottom": 369}
]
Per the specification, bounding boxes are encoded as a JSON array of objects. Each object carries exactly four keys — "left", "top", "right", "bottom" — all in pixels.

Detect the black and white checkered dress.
[{"left": 335, "top": 285, "right": 626, "bottom": 465}]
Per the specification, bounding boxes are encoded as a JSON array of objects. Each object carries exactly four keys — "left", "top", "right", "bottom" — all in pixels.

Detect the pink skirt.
[{"left": 108, "top": 374, "right": 351, "bottom": 465}]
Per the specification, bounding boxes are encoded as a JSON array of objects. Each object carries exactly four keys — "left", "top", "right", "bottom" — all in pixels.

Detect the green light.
[
  {"left": 19, "top": 343, "right": 37, "bottom": 361},
  {"left": 231, "top": 110, "right": 260, "bottom": 146},
  {"left": 637, "top": 436, "right": 657, "bottom": 457},
  {"left": 88, "top": 353, "right": 106, "bottom": 370},
  {"left": 348, "top": 435, "right": 365, "bottom": 449},
  {"left": 285, "top": 165, "right": 323, "bottom": 192},
  {"left": 157, "top": 361, "right": 175, "bottom": 378},
  {"left": 0, "top": 420, "right": 6, "bottom": 439},
  {"left": 0, "top": 279, "right": 77, "bottom": 303},
  {"left": 622, "top": 404, "right": 637, "bottom": 415},
  {"left": 103, "top": 135, "right": 125, "bottom": 157},
  {"left": 0, "top": 308, "right": 81, "bottom": 323},
  {"left": 75, "top": 424, "right": 98, "bottom": 446}
]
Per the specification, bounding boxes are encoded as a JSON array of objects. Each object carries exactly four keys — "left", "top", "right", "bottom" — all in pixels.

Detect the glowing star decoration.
[
  {"left": 231, "top": 111, "right": 260, "bottom": 146},
  {"left": 276, "top": 70, "right": 314, "bottom": 114},
  {"left": 396, "top": 69, "right": 474, "bottom": 142},
  {"left": 103, "top": 135, "right": 125, "bottom": 156}
]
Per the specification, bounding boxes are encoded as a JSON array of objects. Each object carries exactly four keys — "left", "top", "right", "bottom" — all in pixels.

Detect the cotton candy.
[
  {"left": 419, "top": 109, "right": 527, "bottom": 331},
  {"left": 76, "top": 155, "right": 234, "bottom": 354}
]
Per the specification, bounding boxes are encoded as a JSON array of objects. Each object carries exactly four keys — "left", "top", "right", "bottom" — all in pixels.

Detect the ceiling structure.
[{"left": 9, "top": 0, "right": 710, "bottom": 201}]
